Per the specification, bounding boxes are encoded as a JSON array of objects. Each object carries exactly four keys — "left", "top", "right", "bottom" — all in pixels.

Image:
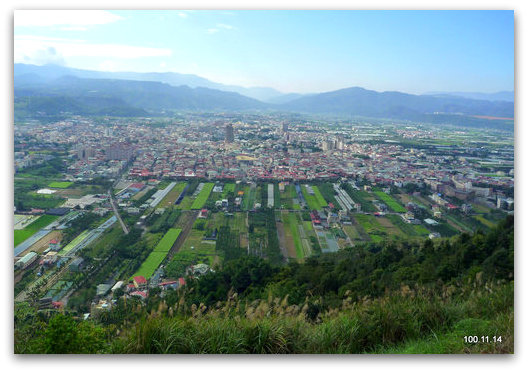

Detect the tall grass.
[{"left": 110, "top": 281, "right": 513, "bottom": 354}]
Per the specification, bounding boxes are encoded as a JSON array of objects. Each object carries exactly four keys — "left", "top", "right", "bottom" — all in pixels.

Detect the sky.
[{"left": 14, "top": 10, "right": 514, "bottom": 94}]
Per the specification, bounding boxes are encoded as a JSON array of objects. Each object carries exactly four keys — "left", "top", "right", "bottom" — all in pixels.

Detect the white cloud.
[
  {"left": 217, "top": 23, "right": 235, "bottom": 30},
  {"left": 14, "top": 35, "right": 172, "bottom": 64},
  {"left": 206, "top": 24, "right": 236, "bottom": 35},
  {"left": 15, "top": 10, "right": 123, "bottom": 27}
]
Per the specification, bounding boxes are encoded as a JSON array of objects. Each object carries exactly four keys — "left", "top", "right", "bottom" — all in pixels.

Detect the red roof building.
[{"left": 133, "top": 275, "right": 147, "bottom": 288}]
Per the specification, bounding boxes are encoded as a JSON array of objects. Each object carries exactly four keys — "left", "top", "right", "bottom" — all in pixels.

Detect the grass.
[
  {"left": 14, "top": 215, "right": 59, "bottom": 246},
  {"left": 373, "top": 191, "right": 407, "bottom": 213},
  {"left": 190, "top": 183, "right": 214, "bottom": 210},
  {"left": 110, "top": 282, "right": 513, "bottom": 354},
  {"left": 48, "top": 181, "right": 73, "bottom": 189}
]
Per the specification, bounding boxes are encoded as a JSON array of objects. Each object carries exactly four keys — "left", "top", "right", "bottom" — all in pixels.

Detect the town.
[{"left": 14, "top": 112, "right": 514, "bottom": 318}]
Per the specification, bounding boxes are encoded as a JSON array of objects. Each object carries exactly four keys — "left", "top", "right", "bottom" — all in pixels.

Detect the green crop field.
[
  {"left": 312, "top": 186, "right": 328, "bottom": 208},
  {"left": 154, "top": 228, "right": 182, "bottom": 252},
  {"left": 60, "top": 230, "right": 91, "bottom": 254},
  {"left": 132, "top": 228, "right": 182, "bottom": 279},
  {"left": 354, "top": 214, "right": 389, "bottom": 242},
  {"left": 14, "top": 215, "right": 59, "bottom": 246},
  {"left": 301, "top": 185, "right": 324, "bottom": 211},
  {"left": 387, "top": 215, "right": 430, "bottom": 237},
  {"left": 373, "top": 191, "right": 407, "bottom": 213},
  {"left": 132, "top": 252, "right": 169, "bottom": 279},
  {"left": 284, "top": 213, "right": 304, "bottom": 259},
  {"left": 48, "top": 181, "right": 73, "bottom": 189},
  {"left": 190, "top": 183, "right": 214, "bottom": 210},
  {"left": 222, "top": 183, "right": 235, "bottom": 197}
]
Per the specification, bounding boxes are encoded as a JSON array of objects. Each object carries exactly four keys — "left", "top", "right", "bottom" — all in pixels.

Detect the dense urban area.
[{"left": 14, "top": 112, "right": 514, "bottom": 353}]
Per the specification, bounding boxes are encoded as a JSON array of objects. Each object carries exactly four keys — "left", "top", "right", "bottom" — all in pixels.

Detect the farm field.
[
  {"left": 155, "top": 228, "right": 182, "bottom": 252},
  {"left": 179, "top": 229, "right": 215, "bottom": 255},
  {"left": 342, "top": 224, "right": 362, "bottom": 241},
  {"left": 312, "top": 186, "right": 328, "bottom": 208},
  {"left": 373, "top": 191, "right": 407, "bottom": 212},
  {"left": 158, "top": 182, "right": 187, "bottom": 208},
  {"left": 301, "top": 185, "right": 324, "bottom": 211},
  {"left": 14, "top": 214, "right": 39, "bottom": 230},
  {"left": 131, "top": 228, "right": 182, "bottom": 279},
  {"left": 132, "top": 252, "right": 169, "bottom": 280},
  {"left": 345, "top": 189, "right": 377, "bottom": 212},
  {"left": 60, "top": 229, "right": 91, "bottom": 254},
  {"left": 48, "top": 181, "right": 73, "bottom": 189},
  {"left": 190, "top": 183, "right": 214, "bottom": 210},
  {"left": 21, "top": 230, "right": 63, "bottom": 256},
  {"left": 351, "top": 214, "right": 411, "bottom": 242},
  {"left": 242, "top": 185, "right": 258, "bottom": 211},
  {"left": 386, "top": 215, "right": 430, "bottom": 237},
  {"left": 282, "top": 212, "right": 304, "bottom": 260},
  {"left": 14, "top": 215, "right": 59, "bottom": 247}
]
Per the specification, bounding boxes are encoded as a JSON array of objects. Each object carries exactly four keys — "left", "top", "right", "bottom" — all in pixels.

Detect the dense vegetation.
[{"left": 14, "top": 216, "right": 514, "bottom": 354}]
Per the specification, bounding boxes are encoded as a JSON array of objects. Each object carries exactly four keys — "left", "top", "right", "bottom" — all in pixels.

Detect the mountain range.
[{"left": 14, "top": 64, "right": 514, "bottom": 127}]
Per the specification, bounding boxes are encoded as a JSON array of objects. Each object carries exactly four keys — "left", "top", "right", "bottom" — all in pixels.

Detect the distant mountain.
[
  {"left": 424, "top": 91, "right": 514, "bottom": 102},
  {"left": 267, "top": 93, "right": 308, "bottom": 104},
  {"left": 281, "top": 87, "right": 514, "bottom": 119},
  {"left": 14, "top": 64, "right": 514, "bottom": 130},
  {"left": 14, "top": 63, "right": 285, "bottom": 102},
  {"left": 14, "top": 75, "right": 267, "bottom": 118}
]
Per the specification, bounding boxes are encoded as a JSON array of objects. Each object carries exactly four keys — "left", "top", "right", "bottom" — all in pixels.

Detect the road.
[{"left": 108, "top": 191, "right": 129, "bottom": 234}]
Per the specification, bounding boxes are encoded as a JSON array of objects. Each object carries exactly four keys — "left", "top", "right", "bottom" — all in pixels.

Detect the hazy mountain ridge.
[
  {"left": 424, "top": 91, "right": 514, "bottom": 102},
  {"left": 14, "top": 63, "right": 285, "bottom": 102},
  {"left": 282, "top": 87, "right": 514, "bottom": 119},
  {"left": 14, "top": 64, "right": 514, "bottom": 126}
]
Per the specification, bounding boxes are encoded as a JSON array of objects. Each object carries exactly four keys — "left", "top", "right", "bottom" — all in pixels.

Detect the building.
[
  {"left": 133, "top": 275, "right": 148, "bottom": 289},
  {"left": 69, "top": 257, "right": 85, "bottom": 272},
  {"left": 15, "top": 251, "right": 38, "bottom": 269},
  {"left": 225, "top": 124, "right": 235, "bottom": 143},
  {"left": 105, "top": 143, "right": 135, "bottom": 161},
  {"left": 96, "top": 284, "right": 112, "bottom": 296},
  {"left": 40, "top": 251, "right": 58, "bottom": 266},
  {"left": 49, "top": 239, "right": 61, "bottom": 251},
  {"left": 282, "top": 122, "right": 289, "bottom": 133},
  {"left": 77, "top": 147, "right": 95, "bottom": 161}
]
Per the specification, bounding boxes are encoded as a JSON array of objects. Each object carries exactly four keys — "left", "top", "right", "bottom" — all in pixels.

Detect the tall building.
[
  {"left": 225, "top": 124, "right": 235, "bottom": 143},
  {"left": 105, "top": 144, "right": 135, "bottom": 161},
  {"left": 282, "top": 122, "right": 289, "bottom": 133},
  {"left": 77, "top": 147, "right": 95, "bottom": 160}
]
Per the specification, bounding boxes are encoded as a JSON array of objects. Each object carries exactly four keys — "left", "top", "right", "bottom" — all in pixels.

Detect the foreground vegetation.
[{"left": 14, "top": 216, "right": 514, "bottom": 354}]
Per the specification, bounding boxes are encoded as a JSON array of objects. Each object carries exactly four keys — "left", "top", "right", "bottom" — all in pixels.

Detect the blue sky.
[{"left": 14, "top": 10, "right": 514, "bottom": 94}]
